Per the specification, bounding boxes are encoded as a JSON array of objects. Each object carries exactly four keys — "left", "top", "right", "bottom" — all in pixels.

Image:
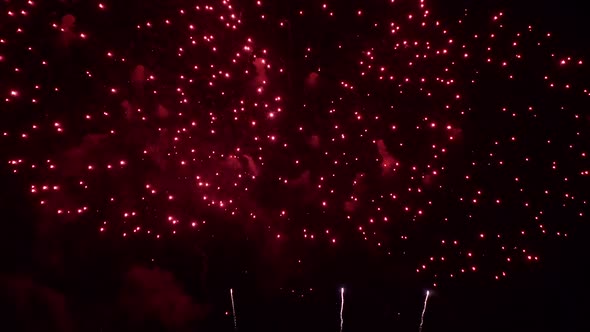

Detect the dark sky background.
[{"left": 1, "top": 0, "right": 589, "bottom": 331}]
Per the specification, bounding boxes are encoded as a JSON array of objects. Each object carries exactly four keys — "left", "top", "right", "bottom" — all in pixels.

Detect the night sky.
[{"left": 0, "top": 0, "right": 589, "bottom": 331}]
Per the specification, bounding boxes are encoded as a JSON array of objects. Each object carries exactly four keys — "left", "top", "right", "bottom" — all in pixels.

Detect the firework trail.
[
  {"left": 418, "top": 290, "right": 431, "bottom": 332},
  {"left": 230, "top": 288, "right": 237, "bottom": 331},
  {"left": 340, "top": 287, "right": 345, "bottom": 332}
]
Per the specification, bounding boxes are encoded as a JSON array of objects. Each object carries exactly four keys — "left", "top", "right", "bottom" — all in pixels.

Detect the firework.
[
  {"left": 418, "top": 290, "right": 431, "bottom": 332},
  {"left": 1, "top": 0, "right": 587, "bottom": 289},
  {"left": 340, "top": 287, "right": 345, "bottom": 332},
  {"left": 230, "top": 288, "right": 237, "bottom": 331}
]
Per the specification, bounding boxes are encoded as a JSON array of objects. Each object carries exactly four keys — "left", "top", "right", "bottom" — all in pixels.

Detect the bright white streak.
[
  {"left": 230, "top": 288, "right": 237, "bottom": 331},
  {"left": 340, "top": 287, "right": 345, "bottom": 332},
  {"left": 418, "top": 290, "right": 431, "bottom": 332}
]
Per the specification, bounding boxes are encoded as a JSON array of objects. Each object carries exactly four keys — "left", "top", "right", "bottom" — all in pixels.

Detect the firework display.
[{"left": 1, "top": 0, "right": 588, "bottom": 293}]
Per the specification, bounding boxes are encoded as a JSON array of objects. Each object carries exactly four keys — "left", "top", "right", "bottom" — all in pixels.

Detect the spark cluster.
[{"left": 1, "top": 0, "right": 588, "bottom": 286}]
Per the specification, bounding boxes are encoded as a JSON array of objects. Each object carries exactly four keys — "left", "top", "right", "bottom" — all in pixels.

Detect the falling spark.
[
  {"left": 340, "top": 287, "right": 345, "bottom": 332},
  {"left": 418, "top": 290, "right": 431, "bottom": 332},
  {"left": 230, "top": 288, "right": 237, "bottom": 331}
]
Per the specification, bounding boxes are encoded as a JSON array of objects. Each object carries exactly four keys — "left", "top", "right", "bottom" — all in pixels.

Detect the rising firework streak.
[{"left": 418, "top": 290, "right": 431, "bottom": 332}]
